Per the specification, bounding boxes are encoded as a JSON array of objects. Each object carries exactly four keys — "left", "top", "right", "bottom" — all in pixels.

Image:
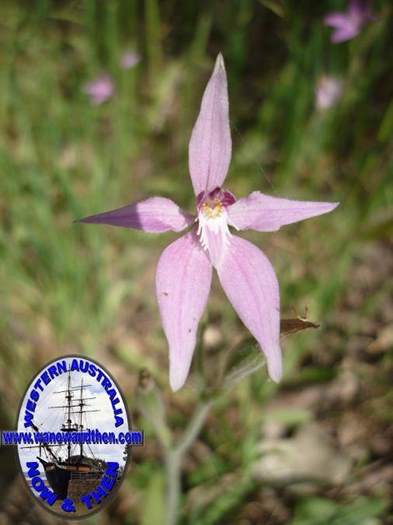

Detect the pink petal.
[
  {"left": 227, "top": 191, "right": 339, "bottom": 232},
  {"left": 188, "top": 54, "right": 232, "bottom": 196},
  {"left": 156, "top": 232, "right": 213, "bottom": 391},
  {"left": 78, "top": 197, "right": 194, "bottom": 233},
  {"left": 216, "top": 236, "right": 282, "bottom": 382},
  {"left": 324, "top": 12, "right": 349, "bottom": 28},
  {"left": 331, "top": 26, "right": 359, "bottom": 42}
]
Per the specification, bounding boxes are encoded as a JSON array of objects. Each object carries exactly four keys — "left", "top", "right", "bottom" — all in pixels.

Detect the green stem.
[
  {"left": 162, "top": 354, "right": 266, "bottom": 523},
  {"left": 164, "top": 401, "right": 213, "bottom": 525},
  {"left": 175, "top": 401, "right": 213, "bottom": 457},
  {"left": 164, "top": 450, "right": 181, "bottom": 525}
]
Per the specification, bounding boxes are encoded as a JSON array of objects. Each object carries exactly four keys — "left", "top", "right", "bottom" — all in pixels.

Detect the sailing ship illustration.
[{"left": 24, "top": 370, "right": 107, "bottom": 499}]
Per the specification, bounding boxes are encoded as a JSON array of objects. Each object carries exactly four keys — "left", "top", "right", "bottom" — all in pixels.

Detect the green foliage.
[
  {"left": 291, "top": 496, "right": 388, "bottom": 525},
  {"left": 141, "top": 472, "right": 166, "bottom": 525},
  {"left": 0, "top": 0, "right": 392, "bottom": 523}
]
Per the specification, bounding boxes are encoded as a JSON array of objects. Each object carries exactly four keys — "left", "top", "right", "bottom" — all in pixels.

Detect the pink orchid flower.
[
  {"left": 83, "top": 74, "right": 115, "bottom": 105},
  {"left": 79, "top": 55, "right": 339, "bottom": 391},
  {"left": 324, "top": 0, "right": 374, "bottom": 43},
  {"left": 120, "top": 50, "right": 141, "bottom": 69}
]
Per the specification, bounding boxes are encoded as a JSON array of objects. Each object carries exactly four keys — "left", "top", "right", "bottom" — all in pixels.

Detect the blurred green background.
[{"left": 0, "top": 0, "right": 392, "bottom": 524}]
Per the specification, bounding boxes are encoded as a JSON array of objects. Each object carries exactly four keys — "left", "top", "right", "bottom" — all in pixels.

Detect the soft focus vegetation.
[{"left": 0, "top": 1, "right": 392, "bottom": 524}]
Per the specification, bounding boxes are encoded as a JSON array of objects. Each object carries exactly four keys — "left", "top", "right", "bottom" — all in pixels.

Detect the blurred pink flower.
[
  {"left": 324, "top": 0, "right": 374, "bottom": 43},
  {"left": 83, "top": 74, "right": 114, "bottom": 105},
  {"left": 315, "top": 75, "right": 343, "bottom": 110},
  {"left": 79, "top": 55, "right": 339, "bottom": 391},
  {"left": 120, "top": 50, "right": 140, "bottom": 69}
]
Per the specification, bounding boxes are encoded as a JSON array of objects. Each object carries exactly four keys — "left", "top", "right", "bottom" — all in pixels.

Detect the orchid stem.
[
  {"left": 164, "top": 400, "right": 213, "bottom": 525},
  {"left": 175, "top": 401, "right": 213, "bottom": 457},
  {"left": 138, "top": 349, "right": 267, "bottom": 524},
  {"left": 163, "top": 356, "right": 265, "bottom": 524},
  {"left": 164, "top": 450, "right": 181, "bottom": 525}
]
